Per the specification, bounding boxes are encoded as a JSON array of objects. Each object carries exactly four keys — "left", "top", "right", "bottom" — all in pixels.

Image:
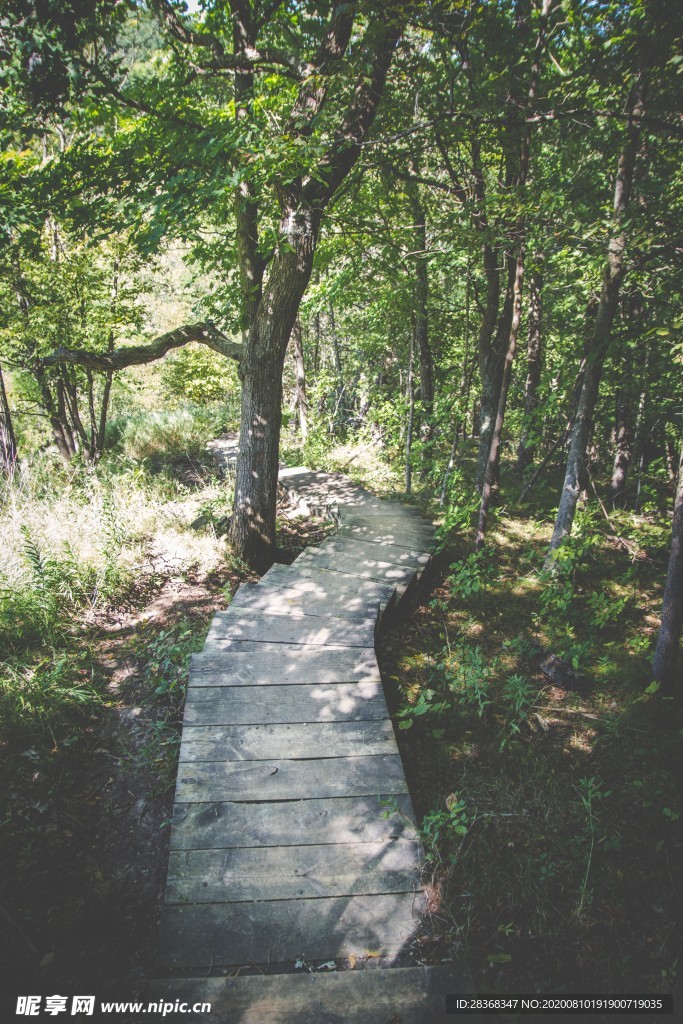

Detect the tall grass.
[
  {"left": 107, "top": 401, "right": 230, "bottom": 470},
  {"left": 0, "top": 405, "right": 237, "bottom": 739}
]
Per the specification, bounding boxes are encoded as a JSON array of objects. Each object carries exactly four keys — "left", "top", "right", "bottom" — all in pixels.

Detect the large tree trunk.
[
  {"left": 232, "top": 204, "right": 319, "bottom": 572},
  {"left": 228, "top": 5, "right": 403, "bottom": 570},
  {"left": 545, "top": 74, "right": 647, "bottom": 565},
  {"left": 517, "top": 262, "right": 544, "bottom": 471},
  {"left": 0, "top": 362, "right": 18, "bottom": 475},
  {"left": 652, "top": 441, "right": 683, "bottom": 692}
]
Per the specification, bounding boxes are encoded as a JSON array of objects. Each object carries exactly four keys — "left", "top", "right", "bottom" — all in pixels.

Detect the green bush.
[{"left": 161, "top": 344, "right": 241, "bottom": 405}]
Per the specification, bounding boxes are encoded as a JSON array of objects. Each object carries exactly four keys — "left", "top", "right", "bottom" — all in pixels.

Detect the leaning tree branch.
[
  {"left": 41, "top": 322, "right": 242, "bottom": 372},
  {"left": 150, "top": 0, "right": 313, "bottom": 79}
]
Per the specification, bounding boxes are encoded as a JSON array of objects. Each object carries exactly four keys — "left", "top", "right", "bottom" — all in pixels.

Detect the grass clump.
[{"left": 109, "top": 402, "right": 229, "bottom": 473}]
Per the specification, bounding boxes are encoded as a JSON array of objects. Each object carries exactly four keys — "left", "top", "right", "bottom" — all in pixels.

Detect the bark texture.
[{"left": 610, "top": 388, "right": 632, "bottom": 507}]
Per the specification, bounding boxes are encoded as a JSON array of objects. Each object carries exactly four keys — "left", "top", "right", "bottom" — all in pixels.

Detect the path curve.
[{"left": 150, "top": 466, "right": 471, "bottom": 1022}]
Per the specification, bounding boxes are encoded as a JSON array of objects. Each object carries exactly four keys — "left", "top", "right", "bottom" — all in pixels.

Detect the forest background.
[{"left": 0, "top": 0, "right": 682, "bottom": 1011}]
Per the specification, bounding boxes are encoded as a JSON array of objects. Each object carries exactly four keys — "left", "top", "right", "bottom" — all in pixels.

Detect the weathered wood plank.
[
  {"left": 189, "top": 646, "right": 381, "bottom": 686},
  {"left": 157, "top": 891, "right": 426, "bottom": 969},
  {"left": 315, "top": 536, "right": 432, "bottom": 566},
  {"left": 228, "top": 583, "right": 381, "bottom": 621},
  {"left": 174, "top": 753, "right": 409, "bottom": 803},
  {"left": 204, "top": 611, "right": 377, "bottom": 648},
  {"left": 336, "top": 523, "right": 437, "bottom": 551},
  {"left": 148, "top": 965, "right": 475, "bottom": 1024},
  {"left": 337, "top": 499, "right": 428, "bottom": 518},
  {"left": 339, "top": 509, "right": 432, "bottom": 527},
  {"left": 293, "top": 550, "right": 416, "bottom": 588},
  {"left": 168, "top": 795, "right": 418, "bottom": 851},
  {"left": 260, "top": 565, "right": 397, "bottom": 607},
  {"left": 165, "top": 838, "right": 422, "bottom": 903},
  {"left": 228, "top": 581, "right": 378, "bottom": 618},
  {"left": 183, "top": 682, "right": 388, "bottom": 726},
  {"left": 178, "top": 720, "right": 398, "bottom": 762}
]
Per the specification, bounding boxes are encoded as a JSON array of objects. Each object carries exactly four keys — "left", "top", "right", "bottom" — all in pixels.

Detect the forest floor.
[
  {"left": 0, "top": 448, "right": 333, "bottom": 1010},
  {"left": 1, "top": 438, "right": 681, "bottom": 1014},
  {"left": 379, "top": 462, "right": 682, "bottom": 1003}
]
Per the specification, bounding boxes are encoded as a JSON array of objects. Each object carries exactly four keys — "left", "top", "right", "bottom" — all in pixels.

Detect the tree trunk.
[
  {"left": 228, "top": 6, "right": 403, "bottom": 570},
  {"left": 407, "top": 180, "right": 434, "bottom": 477},
  {"left": 405, "top": 332, "right": 415, "bottom": 495},
  {"left": 517, "top": 262, "right": 544, "bottom": 471},
  {"left": 545, "top": 74, "right": 647, "bottom": 566},
  {"left": 476, "top": 0, "right": 551, "bottom": 543},
  {"left": 0, "top": 362, "right": 18, "bottom": 475},
  {"left": 476, "top": 251, "right": 510, "bottom": 489},
  {"left": 652, "top": 440, "right": 683, "bottom": 692},
  {"left": 290, "top": 317, "right": 308, "bottom": 439},
  {"left": 231, "top": 204, "right": 319, "bottom": 572},
  {"left": 610, "top": 388, "right": 632, "bottom": 507},
  {"left": 328, "top": 303, "right": 344, "bottom": 427},
  {"left": 476, "top": 243, "right": 526, "bottom": 548}
]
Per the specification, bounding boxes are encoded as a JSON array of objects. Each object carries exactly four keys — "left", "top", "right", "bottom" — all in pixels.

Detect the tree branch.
[
  {"left": 308, "top": 8, "right": 406, "bottom": 205},
  {"left": 286, "top": 2, "right": 357, "bottom": 136},
  {"left": 41, "top": 322, "right": 242, "bottom": 372}
]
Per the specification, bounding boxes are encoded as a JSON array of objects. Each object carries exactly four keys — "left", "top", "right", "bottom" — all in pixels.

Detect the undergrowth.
[{"left": 381, "top": 464, "right": 682, "bottom": 997}]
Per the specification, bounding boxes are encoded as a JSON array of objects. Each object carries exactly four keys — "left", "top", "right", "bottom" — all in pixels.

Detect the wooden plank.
[
  {"left": 174, "top": 753, "right": 409, "bottom": 803},
  {"left": 336, "top": 523, "right": 437, "bottom": 550},
  {"left": 292, "top": 551, "right": 415, "bottom": 588},
  {"left": 337, "top": 500, "right": 428, "bottom": 518},
  {"left": 165, "top": 838, "right": 422, "bottom": 903},
  {"left": 189, "top": 646, "right": 381, "bottom": 686},
  {"left": 148, "top": 965, "right": 476, "bottom": 1024},
  {"left": 204, "top": 611, "right": 377, "bottom": 648},
  {"left": 260, "top": 564, "right": 396, "bottom": 605},
  {"left": 178, "top": 720, "right": 398, "bottom": 762},
  {"left": 157, "top": 891, "right": 427, "bottom": 969},
  {"left": 304, "top": 537, "right": 432, "bottom": 569},
  {"left": 183, "top": 682, "right": 388, "bottom": 726},
  {"left": 228, "top": 585, "right": 381, "bottom": 621},
  {"left": 339, "top": 509, "right": 432, "bottom": 527},
  {"left": 169, "top": 795, "right": 419, "bottom": 851},
  {"left": 319, "top": 535, "right": 432, "bottom": 564}
]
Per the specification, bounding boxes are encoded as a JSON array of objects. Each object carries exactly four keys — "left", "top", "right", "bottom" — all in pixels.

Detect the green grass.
[{"left": 379, "top": 466, "right": 682, "bottom": 996}]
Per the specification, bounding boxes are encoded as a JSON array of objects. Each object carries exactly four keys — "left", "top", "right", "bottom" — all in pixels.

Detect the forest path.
[{"left": 150, "top": 462, "right": 471, "bottom": 1022}]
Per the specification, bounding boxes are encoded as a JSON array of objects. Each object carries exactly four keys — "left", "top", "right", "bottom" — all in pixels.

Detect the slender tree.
[{"left": 545, "top": 71, "right": 647, "bottom": 565}]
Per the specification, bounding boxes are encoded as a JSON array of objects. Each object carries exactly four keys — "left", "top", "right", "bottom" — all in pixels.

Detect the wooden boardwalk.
[{"left": 150, "top": 469, "right": 470, "bottom": 1022}]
